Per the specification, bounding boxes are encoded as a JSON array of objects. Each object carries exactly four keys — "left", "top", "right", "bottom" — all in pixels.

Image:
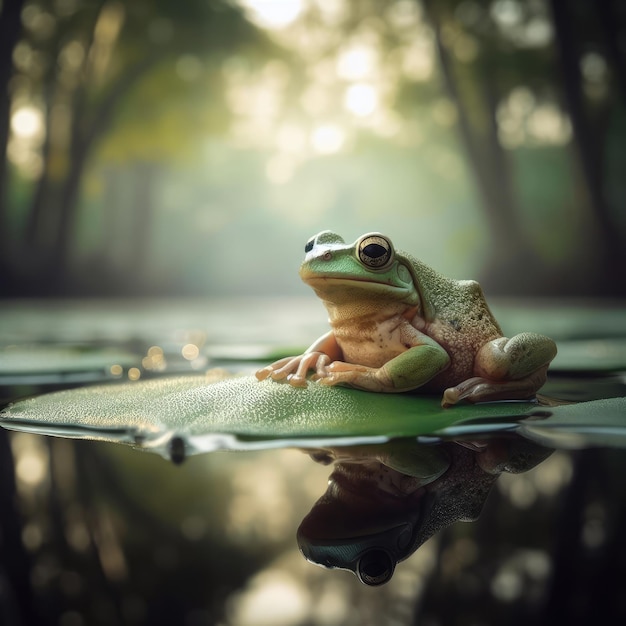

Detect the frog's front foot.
[
  {"left": 257, "top": 357, "right": 399, "bottom": 392},
  {"left": 316, "top": 361, "right": 394, "bottom": 392},
  {"left": 442, "top": 364, "right": 550, "bottom": 408},
  {"left": 255, "top": 352, "right": 331, "bottom": 387}
]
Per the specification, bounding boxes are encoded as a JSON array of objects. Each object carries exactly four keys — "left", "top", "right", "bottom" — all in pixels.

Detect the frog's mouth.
[
  {"left": 303, "top": 275, "right": 413, "bottom": 300},
  {"left": 323, "top": 462, "right": 431, "bottom": 527},
  {"left": 332, "top": 462, "right": 428, "bottom": 497},
  {"left": 297, "top": 465, "right": 429, "bottom": 544},
  {"left": 306, "top": 276, "right": 397, "bottom": 286}
]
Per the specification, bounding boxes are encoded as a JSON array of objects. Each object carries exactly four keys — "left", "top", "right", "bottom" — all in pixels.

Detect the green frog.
[{"left": 256, "top": 231, "right": 557, "bottom": 407}]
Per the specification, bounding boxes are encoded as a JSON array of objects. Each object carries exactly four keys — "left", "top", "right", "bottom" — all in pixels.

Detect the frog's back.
[
  {"left": 399, "top": 251, "right": 502, "bottom": 385},
  {"left": 401, "top": 251, "right": 501, "bottom": 335}
]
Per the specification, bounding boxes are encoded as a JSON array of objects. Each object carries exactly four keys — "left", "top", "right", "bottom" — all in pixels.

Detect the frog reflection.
[{"left": 297, "top": 437, "right": 552, "bottom": 586}]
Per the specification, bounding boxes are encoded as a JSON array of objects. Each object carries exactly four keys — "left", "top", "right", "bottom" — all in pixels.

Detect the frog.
[{"left": 255, "top": 231, "right": 557, "bottom": 407}]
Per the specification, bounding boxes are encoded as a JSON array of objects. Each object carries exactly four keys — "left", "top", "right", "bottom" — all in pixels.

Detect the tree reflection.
[{"left": 298, "top": 436, "right": 553, "bottom": 585}]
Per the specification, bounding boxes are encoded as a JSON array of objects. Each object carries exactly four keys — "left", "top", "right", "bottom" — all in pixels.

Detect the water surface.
[{"left": 0, "top": 297, "right": 624, "bottom": 626}]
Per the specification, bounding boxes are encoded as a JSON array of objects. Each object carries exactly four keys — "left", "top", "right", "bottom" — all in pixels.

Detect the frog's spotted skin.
[
  {"left": 399, "top": 253, "right": 502, "bottom": 390},
  {"left": 256, "top": 232, "right": 557, "bottom": 407}
]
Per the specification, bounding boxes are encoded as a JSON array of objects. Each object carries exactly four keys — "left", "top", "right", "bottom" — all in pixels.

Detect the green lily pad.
[
  {"left": 2, "top": 373, "right": 625, "bottom": 460},
  {"left": 434, "top": 396, "right": 626, "bottom": 450},
  {"left": 550, "top": 338, "right": 626, "bottom": 373},
  {"left": 490, "top": 303, "right": 626, "bottom": 342},
  {"left": 0, "top": 373, "right": 540, "bottom": 458},
  {"left": 0, "top": 345, "right": 138, "bottom": 384},
  {"left": 516, "top": 397, "right": 626, "bottom": 449}
]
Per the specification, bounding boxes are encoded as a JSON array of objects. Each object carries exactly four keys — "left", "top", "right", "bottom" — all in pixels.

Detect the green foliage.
[{"left": 97, "top": 60, "right": 229, "bottom": 164}]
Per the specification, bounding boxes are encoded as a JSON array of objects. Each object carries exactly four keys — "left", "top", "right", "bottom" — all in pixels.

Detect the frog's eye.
[
  {"left": 358, "top": 234, "right": 393, "bottom": 269},
  {"left": 356, "top": 549, "right": 395, "bottom": 586},
  {"left": 304, "top": 239, "right": 315, "bottom": 253}
]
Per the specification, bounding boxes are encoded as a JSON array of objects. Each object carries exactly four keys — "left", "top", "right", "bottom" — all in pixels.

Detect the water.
[{"left": 0, "top": 297, "right": 625, "bottom": 625}]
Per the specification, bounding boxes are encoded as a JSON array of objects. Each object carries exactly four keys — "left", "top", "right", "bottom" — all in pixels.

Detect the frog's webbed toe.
[
  {"left": 288, "top": 352, "right": 330, "bottom": 386},
  {"left": 441, "top": 365, "right": 549, "bottom": 408},
  {"left": 255, "top": 352, "right": 331, "bottom": 387},
  {"left": 256, "top": 357, "right": 289, "bottom": 381}
]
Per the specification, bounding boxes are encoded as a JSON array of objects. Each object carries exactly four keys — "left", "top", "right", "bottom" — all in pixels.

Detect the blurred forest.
[{"left": 0, "top": 0, "right": 625, "bottom": 298}]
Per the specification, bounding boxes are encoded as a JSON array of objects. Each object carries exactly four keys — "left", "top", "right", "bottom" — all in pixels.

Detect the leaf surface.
[{"left": 2, "top": 373, "right": 624, "bottom": 459}]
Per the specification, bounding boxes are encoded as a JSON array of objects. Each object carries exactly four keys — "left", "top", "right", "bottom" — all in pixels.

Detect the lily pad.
[
  {"left": 0, "top": 373, "right": 540, "bottom": 458},
  {"left": 549, "top": 338, "right": 626, "bottom": 373},
  {"left": 433, "top": 396, "right": 626, "bottom": 450},
  {"left": 0, "top": 345, "right": 138, "bottom": 385},
  {"left": 516, "top": 397, "right": 626, "bottom": 449},
  {"left": 2, "top": 373, "right": 625, "bottom": 460}
]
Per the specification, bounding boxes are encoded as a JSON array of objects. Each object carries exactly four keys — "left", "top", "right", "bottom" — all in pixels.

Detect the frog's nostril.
[{"left": 322, "top": 251, "right": 332, "bottom": 261}]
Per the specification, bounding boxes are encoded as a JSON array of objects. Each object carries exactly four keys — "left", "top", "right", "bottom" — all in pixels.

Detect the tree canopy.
[{"left": 1, "top": 0, "right": 624, "bottom": 297}]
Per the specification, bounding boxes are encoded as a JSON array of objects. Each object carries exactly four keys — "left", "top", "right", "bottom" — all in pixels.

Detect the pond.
[{"left": 0, "top": 297, "right": 625, "bottom": 626}]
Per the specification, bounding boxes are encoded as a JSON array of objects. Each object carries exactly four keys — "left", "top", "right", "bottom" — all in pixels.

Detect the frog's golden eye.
[
  {"left": 358, "top": 234, "right": 393, "bottom": 269},
  {"left": 357, "top": 549, "right": 395, "bottom": 586}
]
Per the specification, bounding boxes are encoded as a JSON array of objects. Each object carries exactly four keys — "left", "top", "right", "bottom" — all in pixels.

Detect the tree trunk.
[
  {"left": 548, "top": 0, "right": 625, "bottom": 293},
  {"left": 53, "top": 54, "right": 161, "bottom": 276},
  {"left": 23, "top": 81, "right": 58, "bottom": 252},
  {"left": 21, "top": 0, "right": 106, "bottom": 279},
  {"left": 0, "top": 0, "right": 26, "bottom": 248},
  {"left": 594, "top": 0, "right": 626, "bottom": 102},
  {"left": 423, "top": 0, "right": 539, "bottom": 293}
]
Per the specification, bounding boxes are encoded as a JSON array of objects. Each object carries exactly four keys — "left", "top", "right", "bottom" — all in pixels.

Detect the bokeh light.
[
  {"left": 310, "top": 123, "right": 346, "bottom": 154},
  {"left": 344, "top": 83, "right": 379, "bottom": 117},
  {"left": 239, "top": 0, "right": 305, "bottom": 29},
  {"left": 11, "top": 106, "right": 43, "bottom": 139}
]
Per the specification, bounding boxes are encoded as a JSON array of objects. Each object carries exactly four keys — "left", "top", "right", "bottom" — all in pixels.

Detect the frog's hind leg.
[
  {"left": 442, "top": 365, "right": 549, "bottom": 407},
  {"left": 442, "top": 333, "right": 557, "bottom": 407}
]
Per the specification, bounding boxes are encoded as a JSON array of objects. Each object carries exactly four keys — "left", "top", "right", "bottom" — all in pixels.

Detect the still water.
[{"left": 0, "top": 297, "right": 625, "bottom": 626}]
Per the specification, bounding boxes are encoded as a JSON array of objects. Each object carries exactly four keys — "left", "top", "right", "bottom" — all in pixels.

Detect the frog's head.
[{"left": 300, "top": 231, "right": 418, "bottom": 306}]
